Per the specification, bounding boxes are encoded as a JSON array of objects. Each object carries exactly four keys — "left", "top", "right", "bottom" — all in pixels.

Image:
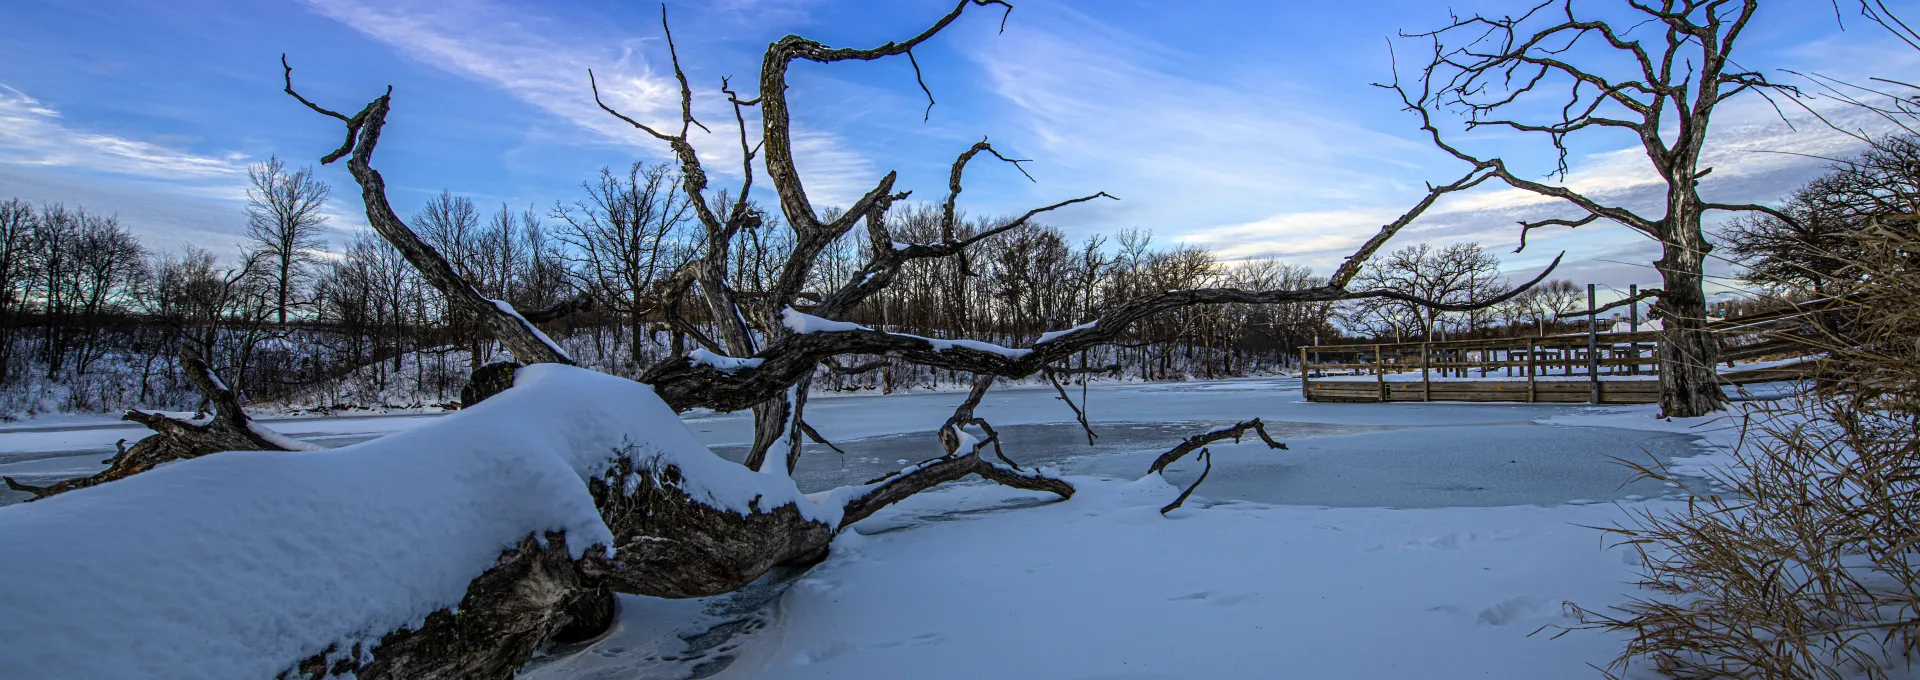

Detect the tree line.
[{"left": 0, "top": 157, "right": 1619, "bottom": 415}]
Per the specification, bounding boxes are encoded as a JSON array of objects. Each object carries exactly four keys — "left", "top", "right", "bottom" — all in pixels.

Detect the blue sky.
[{"left": 2, "top": 0, "right": 1913, "bottom": 296}]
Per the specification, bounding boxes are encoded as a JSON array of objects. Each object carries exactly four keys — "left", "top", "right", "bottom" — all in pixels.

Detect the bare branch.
[
  {"left": 1558, "top": 287, "right": 1663, "bottom": 320},
  {"left": 1045, "top": 369, "right": 1097, "bottom": 446},
  {"left": 1517, "top": 212, "right": 1599, "bottom": 252},
  {"left": 1146, "top": 418, "right": 1286, "bottom": 475},
  {"left": 283, "top": 63, "right": 570, "bottom": 365}
]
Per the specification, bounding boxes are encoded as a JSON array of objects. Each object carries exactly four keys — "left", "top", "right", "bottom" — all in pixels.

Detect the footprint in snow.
[
  {"left": 792, "top": 633, "right": 948, "bottom": 665},
  {"left": 1477, "top": 595, "right": 1553, "bottom": 626},
  {"left": 1168, "top": 591, "right": 1254, "bottom": 606},
  {"left": 1369, "top": 530, "right": 1520, "bottom": 551}
]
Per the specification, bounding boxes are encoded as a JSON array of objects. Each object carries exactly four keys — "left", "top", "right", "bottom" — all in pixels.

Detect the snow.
[
  {"left": 1035, "top": 321, "right": 1097, "bottom": 344},
  {"left": 546, "top": 476, "right": 1660, "bottom": 680},
  {"left": 689, "top": 347, "right": 766, "bottom": 373},
  {"left": 0, "top": 365, "right": 642, "bottom": 678},
  {"left": 491, "top": 297, "right": 573, "bottom": 363},
  {"left": 245, "top": 420, "right": 325, "bottom": 452},
  {"left": 901, "top": 333, "right": 1033, "bottom": 359},
  {"left": 0, "top": 364, "right": 843, "bottom": 677},
  {"left": 532, "top": 377, "right": 1777, "bottom": 679},
  {"left": 781, "top": 307, "right": 869, "bottom": 334},
  {"left": 3, "top": 373, "right": 1808, "bottom": 678}
]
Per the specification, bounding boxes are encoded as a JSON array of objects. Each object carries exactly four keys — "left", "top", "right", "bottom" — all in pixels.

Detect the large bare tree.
[
  {"left": 1384, "top": 0, "right": 1795, "bottom": 417},
  {"left": 256, "top": 2, "right": 1563, "bottom": 675},
  {"left": 245, "top": 155, "right": 331, "bottom": 325}
]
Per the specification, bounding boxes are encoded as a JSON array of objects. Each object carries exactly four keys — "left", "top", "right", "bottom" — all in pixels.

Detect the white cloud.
[
  {"left": 304, "top": 0, "right": 881, "bottom": 210},
  {"left": 0, "top": 85, "right": 245, "bottom": 179},
  {"left": 967, "top": 9, "right": 1427, "bottom": 237},
  {"left": 1186, "top": 87, "right": 1902, "bottom": 277},
  {"left": 303, "top": 0, "right": 679, "bottom": 145}
]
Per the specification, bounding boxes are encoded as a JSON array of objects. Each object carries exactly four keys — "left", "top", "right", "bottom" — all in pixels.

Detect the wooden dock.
[{"left": 1300, "top": 315, "right": 1819, "bottom": 405}]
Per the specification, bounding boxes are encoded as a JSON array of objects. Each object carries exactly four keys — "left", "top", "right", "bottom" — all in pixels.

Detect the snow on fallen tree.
[
  {"left": 0, "top": 362, "right": 1080, "bottom": 678},
  {"left": 0, "top": 365, "right": 640, "bottom": 677}
]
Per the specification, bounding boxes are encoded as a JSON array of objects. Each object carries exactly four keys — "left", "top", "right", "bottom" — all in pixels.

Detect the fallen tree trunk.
[
  {"left": 288, "top": 532, "right": 615, "bottom": 680},
  {"left": 3, "top": 353, "right": 308, "bottom": 500}
]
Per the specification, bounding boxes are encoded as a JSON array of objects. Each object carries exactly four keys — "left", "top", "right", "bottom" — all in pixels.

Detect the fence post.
[
  {"left": 1627, "top": 283, "right": 1639, "bottom": 376},
  {"left": 1421, "top": 342, "right": 1431, "bottom": 401},
  {"left": 1588, "top": 283, "right": 1600, "bottom": 404},
  {"left": 1375, "top": 344, "right": 1386, "bottom": 402},
  {"left": 1526, "top": 338, "right": 1537, "bottom": 402},
  {"left": 1299, "top": 347, "right": 1310, "bottom": 401}
]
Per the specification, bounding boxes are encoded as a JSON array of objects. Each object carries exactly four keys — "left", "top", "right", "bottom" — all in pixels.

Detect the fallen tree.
[
  {"left": 0, "top": 3, "right": 1565, "bottom": 678},
  {"left": 3, "top": 352, "right": 314, "bottom": 500}
]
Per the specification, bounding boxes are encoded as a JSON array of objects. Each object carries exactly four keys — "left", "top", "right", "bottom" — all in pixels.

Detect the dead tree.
[
  {"left": 1383, "top": 0, "right": 1797, "bottom": 417},
  {"left": 268, "top": 1, "right": 1563, "bottom": 675},
  {"left": 4, "top": 353, "right": 305, "bottom": 500}
]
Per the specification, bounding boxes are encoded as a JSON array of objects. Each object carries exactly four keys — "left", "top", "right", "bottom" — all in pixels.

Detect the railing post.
[
  {"left": 1526, "top": 337, "right": 1537, "bottom": 402},
  {"left": 1299, "top": 347, "right": 1310, "bottom": 401},
  {"left": 1421, "top": 342, "right": 1431, "bottom": 401},
  {"left": 1588, "top": 283, "right": 1600, "bottom": 404},
  {"left": 1627, "top": 283, "right": 1639, "bottom": 376},
  {"left": 1375, "top": 343, "right": 1386, "bottom": 402}
]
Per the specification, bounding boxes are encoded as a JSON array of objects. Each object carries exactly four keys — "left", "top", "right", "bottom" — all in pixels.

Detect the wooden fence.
[{"left": 1300, "top": 302, "right": 1830, "bottom": 404}]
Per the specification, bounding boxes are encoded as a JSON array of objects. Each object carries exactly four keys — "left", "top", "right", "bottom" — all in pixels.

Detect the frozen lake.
[{"left": 0, "top": 376, "right": 1719, "bottom": 508}]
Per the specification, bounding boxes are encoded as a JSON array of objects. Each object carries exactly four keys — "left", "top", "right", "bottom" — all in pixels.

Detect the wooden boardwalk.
[{"left": 1301, "top": 308, "right": 1822, "bottom": 404}]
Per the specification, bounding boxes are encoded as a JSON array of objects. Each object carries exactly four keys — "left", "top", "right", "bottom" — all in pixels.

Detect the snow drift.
[{"left": 0, "top": 364, "right": 809, "bottom": 678}]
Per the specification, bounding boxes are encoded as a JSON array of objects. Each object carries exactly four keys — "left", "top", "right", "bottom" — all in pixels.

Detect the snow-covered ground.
[
  {"left": 0, "top": 375, "right": 1772, "bottom": 678},
  {"left": 533, "top": 480, "right": 1669, "bottom": 680},
  {"left": 547, "top": 377, "right": 1752, "bottom": 680}
]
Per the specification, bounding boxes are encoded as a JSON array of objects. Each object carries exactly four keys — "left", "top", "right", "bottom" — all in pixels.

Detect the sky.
[{"left": 1, "top": 0, "right": 1914, "bottom": 301}]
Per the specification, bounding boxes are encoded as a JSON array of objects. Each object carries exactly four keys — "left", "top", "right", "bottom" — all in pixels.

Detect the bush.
[{"left": 1569, "top": 219, "right": 1920, "bottom": 678}]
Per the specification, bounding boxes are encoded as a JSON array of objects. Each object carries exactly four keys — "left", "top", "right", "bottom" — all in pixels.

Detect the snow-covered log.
[
  {"left": 0, "top": 364, "right": 647, "bottom": 678},
  {"left": 3, "top": 353, "right": 311, "bottom": 500}
]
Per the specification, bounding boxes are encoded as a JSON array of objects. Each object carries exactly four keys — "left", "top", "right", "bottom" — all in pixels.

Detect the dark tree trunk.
[{"left": 1654, "top": 216, "right": 1725, "bottom": 418}]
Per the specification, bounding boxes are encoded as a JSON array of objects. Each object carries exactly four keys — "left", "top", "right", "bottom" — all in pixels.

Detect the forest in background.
[{"left": 0, "top": 147, "right": 1811, "bottom": 418}]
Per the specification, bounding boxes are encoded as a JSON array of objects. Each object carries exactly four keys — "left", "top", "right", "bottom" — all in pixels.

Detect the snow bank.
[{"left": 0, "top": 364, "right": 809, "bottom": 678}]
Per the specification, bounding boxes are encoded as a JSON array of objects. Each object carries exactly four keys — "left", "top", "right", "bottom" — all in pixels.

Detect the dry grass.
[{"left": 1566, "top": 220, "right": 1920, "bottom": 679}]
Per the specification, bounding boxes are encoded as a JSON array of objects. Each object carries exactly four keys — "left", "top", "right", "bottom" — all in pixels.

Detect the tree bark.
[
  {"left": 286, "top": 531, "right": 615, "bottom": 680},
  {"left": 1654, "top": 216, "right": 1725, "bottom": 418}
]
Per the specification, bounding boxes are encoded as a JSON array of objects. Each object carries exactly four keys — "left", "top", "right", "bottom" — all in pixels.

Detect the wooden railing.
[
  {"left": 1300, "top": 303, "right": 1831, "bottom": 404},
  {"left": 1300, "top": 331, "right": 1663, "bottom": 403}
]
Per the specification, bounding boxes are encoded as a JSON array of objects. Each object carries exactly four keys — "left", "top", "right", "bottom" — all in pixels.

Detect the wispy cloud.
[
  {"left": 303, "top": 0, "right": 678, "bottom": 144},
  {"left": 1186, "top": 87, "right": 1901, "bottom": 284},
  {"left": 0, "top": 84, "right": 245, "bottom": 179},
  {"left": 967, "top": 8, "right": 1427, "bottom": 238},
  {"left": 304, "top": 0, "right": 879, "bottom": 208}
]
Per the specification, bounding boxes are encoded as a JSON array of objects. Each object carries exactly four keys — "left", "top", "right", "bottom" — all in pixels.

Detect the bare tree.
[
  {"left": 245, "top": 155, "right": 331, "bottom": 325},
  {"left": 1385, "top": 0, "right": 1794, "bottom": 417},
  {"left": 267, "top": 2, "right": 1561, "bottom": 673},
  {"left": 1349, "top": 242, "right": 1502, "bottom": 342},
  {"left": 66, "top": 213, "right": 144, "bottom": 375},
  {"left": 552, "top": 162, "right": 692, "bottom": 367},
  {"left": 0, "top": 199, "right": 34, "bottom": 382},
  {"left": 1722, "top": 134, "right": 1920, "bottom": 293}
]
